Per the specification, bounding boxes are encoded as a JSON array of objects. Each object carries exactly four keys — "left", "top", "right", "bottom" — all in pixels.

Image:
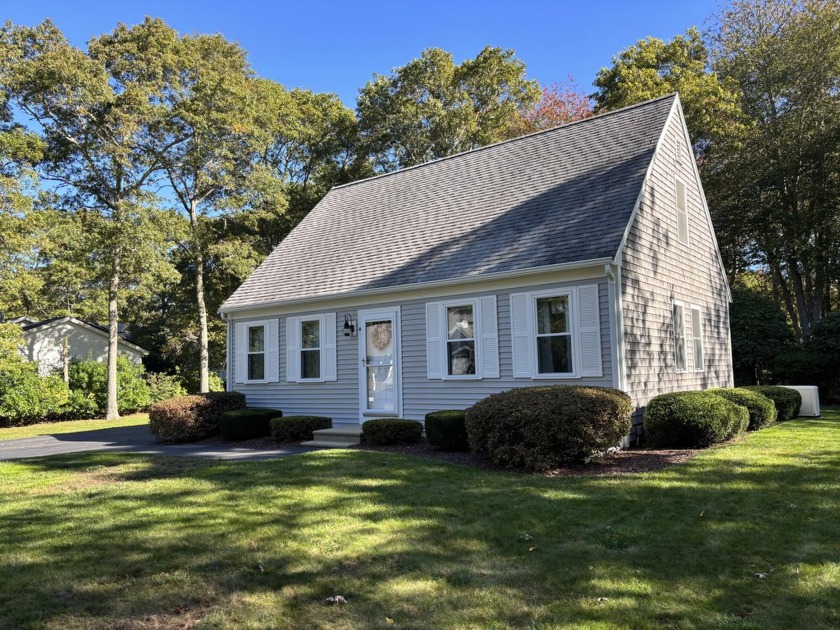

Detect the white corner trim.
[{"left": 605, "top": 263, "right": 627, "bottom": 393}]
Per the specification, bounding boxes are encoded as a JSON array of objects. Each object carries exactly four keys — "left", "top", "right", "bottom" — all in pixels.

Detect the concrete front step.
[{"left": 301, "top": 425, "right": 362, "bottom": 449}]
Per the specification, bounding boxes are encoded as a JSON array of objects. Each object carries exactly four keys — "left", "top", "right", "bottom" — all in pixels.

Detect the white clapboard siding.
[
  {"left": 577, "top": 285, "right": 603, "bottom": 377},
  {"left": 510, "top": 292, "right": 532, "bottom": 378},
  {"left": 478, "top": 295, "right": 500, "bottom": 378},
  {"left": 425, "top": 302, "right": 444, "bottom": 379}
]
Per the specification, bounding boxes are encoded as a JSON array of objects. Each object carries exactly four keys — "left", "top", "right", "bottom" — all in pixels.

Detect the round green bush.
[
  {"left": 465, "top": 386, "right": 633, "bottom": 470},
  {"left": 362, "top": 419, "right": 423, "bottom": 446},
  {"left": 425, "top": 410, "right": 468, "bottom": 451},
  {"left": 149, "top": 391, "right": 245, "bottom": 443},
  {"left": 219, "top": 408, "right": 281, "bottom": 441},
  {"left": 270, "top": 416, "right": 332, "bottom": 442},
  {"left": 643, "top": 391, "right": 749, "bottom": 449},
  {"left": 708, "top": 388, "right": 776, "bottom": 430},
  {"left": 741, "top": 386, "right": 802, "bottom": 421}
]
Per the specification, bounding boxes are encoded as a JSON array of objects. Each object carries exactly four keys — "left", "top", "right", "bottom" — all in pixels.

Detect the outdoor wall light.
[{"left": 343, "top": 313, "right": 357, "bottom": 337}]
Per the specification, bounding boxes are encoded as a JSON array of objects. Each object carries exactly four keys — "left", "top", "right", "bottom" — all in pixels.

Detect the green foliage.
[
  {"left": 644, "top": 391, "right": 749, "bottom": 448},
  {"left": 708, "top": 388, "right": 777, "bottom": 430},
  {"left": 218, "top": 408, "right": 280, "bottom": 441},
  {"left": 742, "top": 386, "right": 802, "bottom": 422},
  {"left": 148, "top": 391, "right": 245, "bottom": 443},
  {"left": 0, "top": 367, "right": 70, "bottom": 426},
  {"left": 0, "top": 322, "right": 27, "bottom": 374},
  {"left": 424, "top": 410, "right": 469, "bottom": 451},
  {"left": 68, "top": 356, "right": 152, "bottom": 415},
  {"left": 593, "top": 27, "right": 745, "bottom": 154},
  {"left": 730, "top": 282, "right": 796, "bottom": 385},
  {"left": 357, "top": 46, "right": 540, "bottom": 171},
  {"left": 465, "top": 386, "right": 633, "bottom": 470},
  {"left": 270, "top": 415, "right": 332, "bottom": 442},
  {"left": 146, "top": 372, "right": 187, "bottom": 404},
  {"left": 362, "top": 419, "right": 424, "bottom": 446}
]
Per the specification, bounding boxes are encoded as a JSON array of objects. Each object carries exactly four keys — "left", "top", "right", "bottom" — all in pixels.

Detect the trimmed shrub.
[
  {"left": 270, "top": 416, "right": 332, "bottom": 442},
  {"left": 146, "top": 372, "right": 187, "bottom": 404},
  {"left": 424, "top": 410, "right": 468, "bottom": 451},
  {"left": 741, "top": 386, "right": 802, "bottom": 421},
  {"left": 465, "top": 386, "right": 633, "bottom": 470},
  {"left": 644, "top": 391, "right": 749, "bottom": 449},
  {"left": 0, "top": 367, "right": 71, "bottom": 426},
  {"left": 219, "top": 408, "right": 280, "bottom": 441},
  {"left": 362, "top": 419, "right": 424, "bottom": 446},
  {"left": 708, "top": 388, "right": 776, "bottom": 430},
  {"left": 148, "top": 391, "right": 246, "bottom": 443}
]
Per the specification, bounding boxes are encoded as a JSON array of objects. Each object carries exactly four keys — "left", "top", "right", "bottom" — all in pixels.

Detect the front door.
[{"left": 358, "top": 308, "right": 402, "bottom": 421}]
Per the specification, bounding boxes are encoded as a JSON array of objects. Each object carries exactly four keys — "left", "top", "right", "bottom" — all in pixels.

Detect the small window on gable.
[
  {"left": 676, "top": 178, "right": 689, "bottom": 245},
  {"left": 247, "top": 324, "right": 265, "bottom": 381},
  {"left": 673, "top": 302, "right": 687, "bottom": 373},
  {"left": 691, "top": 306, "right": 704, "bottom": 372}
]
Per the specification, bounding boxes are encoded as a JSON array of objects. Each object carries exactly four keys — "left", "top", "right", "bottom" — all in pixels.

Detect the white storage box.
[{"left": 781, "top": 385, "right": 820, "bottom": 417}]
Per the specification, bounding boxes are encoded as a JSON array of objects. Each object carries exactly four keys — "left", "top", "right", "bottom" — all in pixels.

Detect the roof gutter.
[{"left": 219, "top": 257, "right": 615, "bottom": 316}]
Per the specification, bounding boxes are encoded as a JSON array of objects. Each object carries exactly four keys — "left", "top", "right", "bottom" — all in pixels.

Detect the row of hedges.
[{"left": 643, "top": 386, "right": 802, "bottom": 448}]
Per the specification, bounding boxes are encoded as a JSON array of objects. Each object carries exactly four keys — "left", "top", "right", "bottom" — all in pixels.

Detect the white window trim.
[
  {"left": 691, "top": 305, "right": 705, "bottom": 373},
  {"left": 673, "top": 300, "right": 688, "bottom": 374},
  {"left": 440, "top": 298, "right": 481, "bottom": 380},
  {"left": 245, "top": 320, "right": 269, "bottom": 384},
  {"left": 675, "top": 176, "right": 690, "bottom": 246},
  {"left": 531, "top": 288, "right": 578, "bottom": 379},
  {"left": 297, "top": 315, "right": 326, "bottom": 383}
]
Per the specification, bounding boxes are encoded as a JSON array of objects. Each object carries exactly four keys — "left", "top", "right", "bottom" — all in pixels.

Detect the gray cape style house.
[{"left": 220, "top": 93, "right": 733, "bottom": 441}]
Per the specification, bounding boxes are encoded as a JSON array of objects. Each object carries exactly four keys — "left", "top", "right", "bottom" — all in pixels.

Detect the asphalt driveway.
[{"left": 0, "top": 424, "right": 314, "bottom": 461}]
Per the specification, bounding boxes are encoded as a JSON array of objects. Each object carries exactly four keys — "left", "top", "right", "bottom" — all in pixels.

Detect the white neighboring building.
[{"left": 17, "top": 317, "right": 149, "bottom": 376}]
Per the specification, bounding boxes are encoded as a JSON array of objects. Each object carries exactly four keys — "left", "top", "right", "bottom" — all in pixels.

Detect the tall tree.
[
  {"left": 709, "top": 0, "right": 840, "bottom": 338},
  {"left": 357, "top": 46, "right": 540, "bottom": 171},
  {"left": 1, "top": 18, "right": 183, "bottom": 418},
  {"left": 515, "top": 78, "right": 593, "bottom": 134}
]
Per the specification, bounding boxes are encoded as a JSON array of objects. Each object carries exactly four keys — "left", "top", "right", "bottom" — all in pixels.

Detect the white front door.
[{"left": 358, "top": 307, "right": 402, "bottom": 421}]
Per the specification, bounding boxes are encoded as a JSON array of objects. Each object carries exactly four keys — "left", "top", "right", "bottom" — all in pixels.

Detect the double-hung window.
[
  {"left": 673, "top": 301, "right": 687, "bottom": 373},
  {"left": 247, "top": 324, "right": 266, "bottom": 381},
  {"left": 285, "top": 313, "right": 337, "bottom": 383},
  {"left": 300, "top": 318, "right": 321, "bottom": 380},
  {"left": 535, "top": 294, "right": 573, "bottom": 376},
  {"left": 445, "top": 304, "right": 476, "bottom": 377},
  {"left": 691, "top": 306, "right": 704, "bottom": 372}
]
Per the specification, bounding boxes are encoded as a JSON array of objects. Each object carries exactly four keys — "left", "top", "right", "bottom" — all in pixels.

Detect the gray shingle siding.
[
  {"left": 621, "top": 108, "right": 733, "bottom": 426},
  {"left": 230, "top": 278, "right": 613, "bottom": 422}
]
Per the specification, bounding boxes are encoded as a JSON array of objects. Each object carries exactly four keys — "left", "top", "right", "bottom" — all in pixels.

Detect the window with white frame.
[
  {"left": 300, "top": 318, "right": 321, "bottom": 380},
  {"left": 691, "top": 306, "right": 704, "bottom": 372},
  {"left": 535, "top": 294, "right": 573, "bottom": 375},
  {"left": 676, "top": 178, "right": 689, "bottom": 244},
  {"left": 247, "top": 324, "right": 266, "bottom": 381},
  {"left": 673, "top": 302, "right": 687, "bottom": 372},
  {"left": 445, "top": 304, "right": 476, "bottom": 376}
]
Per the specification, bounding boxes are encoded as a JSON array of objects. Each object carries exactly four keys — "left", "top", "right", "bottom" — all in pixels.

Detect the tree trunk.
[
  {"left": 105, "top": 261, "right": 120, "bottom": 420},
  {"left": 191, "top": 202, "right": 210, "bottom": 393}
]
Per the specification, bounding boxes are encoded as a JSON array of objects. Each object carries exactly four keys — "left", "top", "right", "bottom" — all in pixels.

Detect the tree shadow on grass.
[{"left": 1, "top": 418, "right": 839, "bottom": 628}]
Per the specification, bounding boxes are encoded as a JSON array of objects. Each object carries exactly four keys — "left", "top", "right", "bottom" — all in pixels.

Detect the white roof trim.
[{"left": 21, "top": 317, "right": 150, "bottom": 356}]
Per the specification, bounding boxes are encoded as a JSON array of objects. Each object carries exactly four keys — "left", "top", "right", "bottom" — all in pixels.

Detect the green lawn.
[
  {"left": 0, "top": 413, "right": 149, "bottom": 441},
  {"left": 1, "top": 412, "right": 838, "bottom": 629}
]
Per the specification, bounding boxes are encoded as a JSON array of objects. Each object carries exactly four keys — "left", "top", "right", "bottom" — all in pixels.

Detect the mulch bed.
[{"left": 193, "top": 434, "right": 697, "bottom": 476}]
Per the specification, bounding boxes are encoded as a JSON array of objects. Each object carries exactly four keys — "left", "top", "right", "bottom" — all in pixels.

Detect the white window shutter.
[
  {"left": 577, "top": 285, "right": 603, "bottom": 377},
  {"left": 510, "top": 292, "right": 533, "bottom": 378},
  {"left": 234, "top": 322, "right": 247, "bottom": 384},
  {"left": 266, "top": 319, "right": 280, "bottom": 382},
  {"left": 285, "top": 317, "right": 299, "bottom": 382},
  {"left": 478, "top": 295, "right": 500, "bottom": 378},
  {"left": 322, "top": 313, "right": 337, "bottom": 381},
  {"left": 425, "top": 302, "right": 444, "bottom": 379}
]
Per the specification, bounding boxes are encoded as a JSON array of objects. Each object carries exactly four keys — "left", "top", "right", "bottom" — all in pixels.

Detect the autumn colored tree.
[{"left": 516, "top": 78, "right": 593, "bottom": 133}]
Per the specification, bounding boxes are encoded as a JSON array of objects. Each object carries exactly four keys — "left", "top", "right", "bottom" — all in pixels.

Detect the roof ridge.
[{"left": 332, "top": 93, "right": 678, "bottom": 192}]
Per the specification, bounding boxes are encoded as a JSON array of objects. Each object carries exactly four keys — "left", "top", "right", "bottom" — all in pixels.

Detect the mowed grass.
[
  {"left": 0, "top": 412, "right": 838, "bottom": 629},
  {"left": 0, "top": 413, "right": 149, "bottom": 441}
]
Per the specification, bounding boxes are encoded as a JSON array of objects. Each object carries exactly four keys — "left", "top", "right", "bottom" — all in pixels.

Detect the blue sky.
[{"left": 6, "top": 0, "right": 719, "bottom": 107}]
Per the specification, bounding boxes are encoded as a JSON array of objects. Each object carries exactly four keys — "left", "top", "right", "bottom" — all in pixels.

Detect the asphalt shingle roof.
[{"left": 222, "top": 94, "right": 676, "bottom": 311}]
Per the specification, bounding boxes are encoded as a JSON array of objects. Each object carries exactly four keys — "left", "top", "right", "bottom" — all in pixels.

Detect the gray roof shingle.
[{"left": 222, "top": 94, "right": 676, "bottom": 311}]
